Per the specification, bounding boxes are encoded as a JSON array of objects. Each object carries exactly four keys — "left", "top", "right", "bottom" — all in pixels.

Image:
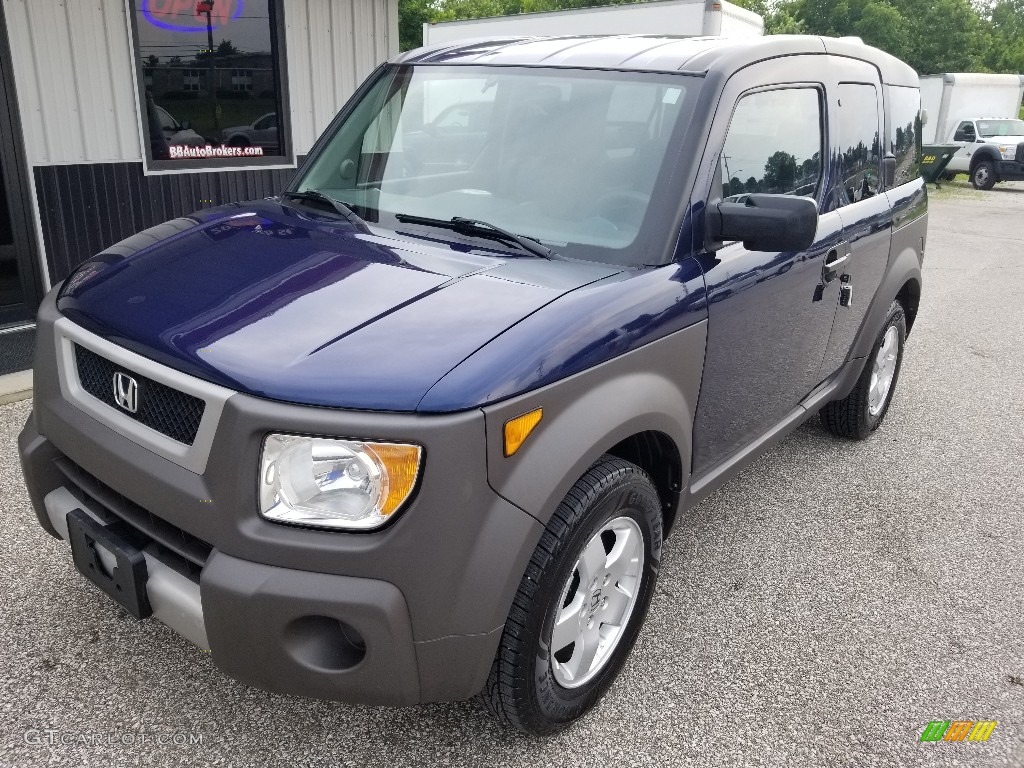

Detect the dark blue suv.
[{"left": 19, "top": 35, "right": 926, "bottom": 734}]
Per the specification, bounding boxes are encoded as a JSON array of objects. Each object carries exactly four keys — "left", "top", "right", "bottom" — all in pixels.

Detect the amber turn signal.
[
  {"left": 367, "top": 442, "right": 423, "bottom": 516},
  {"left": 503, "top": 408, "right": 543, "bottom": 457}
]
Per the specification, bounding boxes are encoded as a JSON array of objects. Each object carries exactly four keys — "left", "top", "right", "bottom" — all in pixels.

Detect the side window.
[
  {"left": 720, "top": 88, "right": 823, "bottom": 200},
  {"left": 953, "top": 120, "right": 975, "bottom": 142},
  {"left": 156, "top": 107, "right": 178, "bottom": 133},
  {"left": 887, "top": 85, "right": 922, "bottom": 186},
  {"left": 837, "top": 83, "right": 881, "bottom": 206}
]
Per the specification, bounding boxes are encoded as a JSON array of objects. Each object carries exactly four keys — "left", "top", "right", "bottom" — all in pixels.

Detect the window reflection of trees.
[
  {"left": 725, "top": 150, "right": 821, "bottom": 197},
  {"left": 720, "top": 89, "right": 823, "bottom": 200},
  {"left": 840, "top": 132, "right": 881, "bottom": 203},
  {"left": 889, "top": 85, "right": 922, "bottom": 186}
]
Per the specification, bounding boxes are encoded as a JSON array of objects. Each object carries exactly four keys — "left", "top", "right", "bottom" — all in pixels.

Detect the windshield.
[
  {"left": 295, "top": 65, "right": 699, "bottom": 266},
  {"left": 977, "top": 119, "right": 1024, "bottom": 137}
]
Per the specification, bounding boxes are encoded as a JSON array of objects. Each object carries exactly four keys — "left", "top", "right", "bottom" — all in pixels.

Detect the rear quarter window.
[{"left": 886, "top": 85, "right": 922, "bottom": 186}]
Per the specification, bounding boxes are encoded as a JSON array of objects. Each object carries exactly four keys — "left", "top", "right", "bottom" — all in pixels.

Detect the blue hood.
[{"left": 57, "top": 201, "right": 620, "bottom": 411}]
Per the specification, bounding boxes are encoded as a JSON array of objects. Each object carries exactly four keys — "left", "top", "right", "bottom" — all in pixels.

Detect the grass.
[{"left": 928, "top": 176, "right": 984, "bottom": 201}]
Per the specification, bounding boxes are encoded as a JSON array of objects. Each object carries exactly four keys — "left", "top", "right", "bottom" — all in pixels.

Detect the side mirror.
[
  {"left": 883, "top": 153, "right": 897, "bottom": 187},
  {"left": 180, "top": 120, "right": 191, "bottom": 130},
  {"left": 706, "top": 194, "right": 818, "bottom": 252}
]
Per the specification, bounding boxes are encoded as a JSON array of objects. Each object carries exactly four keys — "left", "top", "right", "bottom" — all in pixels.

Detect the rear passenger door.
[{"left": 818, "top": 66, "right": 891, "bottom": 376}]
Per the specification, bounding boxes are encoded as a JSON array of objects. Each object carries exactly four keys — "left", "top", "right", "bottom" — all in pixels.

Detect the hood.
[
  {"left": 983, "top": 135, "right": 1024, "bottom": 144},
  {"left": 58, "top": 201, "right": 619, "bottom": 411}
]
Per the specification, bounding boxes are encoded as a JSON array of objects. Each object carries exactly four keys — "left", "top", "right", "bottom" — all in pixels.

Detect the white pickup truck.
[
  {"left": 939, "top": 117, "right": 1024, "bottom": 189},
  {"left": 921, "top": 73, "right": 1024, "bottom": 190}
]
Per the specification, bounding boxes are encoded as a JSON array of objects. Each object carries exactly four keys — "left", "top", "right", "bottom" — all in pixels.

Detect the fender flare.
[
  {"left": 481, "top": 322, "right": 706, "bottom": 529},
  {"left": 968, "top": 145, "right": 1002, "bottom": 172},
  {"left": 849, "top": 234, "right": 923, "bottom": 363}
]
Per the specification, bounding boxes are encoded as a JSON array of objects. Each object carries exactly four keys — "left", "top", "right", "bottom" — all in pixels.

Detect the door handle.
[{"left": 822, "top": 244, "right": 850, "bottom": 283}]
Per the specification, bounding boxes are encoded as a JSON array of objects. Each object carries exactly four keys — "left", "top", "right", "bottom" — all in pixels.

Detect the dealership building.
[{"left": 0, "top": 0, "right": 397, "bottom": 381}]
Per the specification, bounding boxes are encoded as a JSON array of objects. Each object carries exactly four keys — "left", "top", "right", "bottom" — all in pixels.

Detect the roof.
[{"left": 392, "top": 35, "right": 919, "bottom": 86}]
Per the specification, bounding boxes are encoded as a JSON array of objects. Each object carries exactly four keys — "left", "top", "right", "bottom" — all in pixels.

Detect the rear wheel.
[
  {"left": 820, "top": 300, "right": 906, "bottom": 440},
  {"left": 971, "top": 160, "right": 996, "bottom": 190},
  {"left": 479, "top": 456, "right": 663, "bottom": 735}
]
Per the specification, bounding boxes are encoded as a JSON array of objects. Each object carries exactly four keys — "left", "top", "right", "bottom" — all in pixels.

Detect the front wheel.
[
  {"left": 971, "top": 160, "right": 996, "bottom": 190},
  {"left": 479, "top": 456, "right": 663, "bottom": 735},
  {"left": 820, "top": 300, "right": 907, "bottom": 440}
]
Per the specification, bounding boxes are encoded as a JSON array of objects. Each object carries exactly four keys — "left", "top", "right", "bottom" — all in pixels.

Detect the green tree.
[
  {"left": 763, "top": 151, "right": 798, "bottom": 192},
  {"left": 984, "top": 0, "right": 1024, "bottom": 72},
  {"left": 399, "top": 0, "right": 437, "bottom": 50},
  {"left": 789, "top": 0, "right": 991, "bottom": 72}
]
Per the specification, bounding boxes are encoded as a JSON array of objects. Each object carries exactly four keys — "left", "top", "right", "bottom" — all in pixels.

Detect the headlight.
[
  {"left": 259, "top": 434, "right": 422, "bottom": 531},
  {"left": 999, "top": 146, "right": 1015, "bottom": 160}
]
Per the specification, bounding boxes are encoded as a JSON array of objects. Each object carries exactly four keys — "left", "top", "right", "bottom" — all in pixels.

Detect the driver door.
[
  {"left": 691, "top": 61, "right": 845, "bottom": 476},
  {"left": 951, "top": 120, "right": 977, "bottom": 171}
]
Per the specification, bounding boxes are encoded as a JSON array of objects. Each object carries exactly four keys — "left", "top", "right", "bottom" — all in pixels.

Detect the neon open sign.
[{"left": 141, "top": 0, "right": 244, "bottom": 32}]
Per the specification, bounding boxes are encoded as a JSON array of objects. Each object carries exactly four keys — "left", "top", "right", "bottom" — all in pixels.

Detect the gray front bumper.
[{"left": 19, "top": 289, "right": 544, "bottom": 705}]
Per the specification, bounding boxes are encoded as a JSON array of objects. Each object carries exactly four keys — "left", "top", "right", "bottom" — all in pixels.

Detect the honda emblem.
[{"left": 112, "top": 372, "right": 139, "bottom": 413}]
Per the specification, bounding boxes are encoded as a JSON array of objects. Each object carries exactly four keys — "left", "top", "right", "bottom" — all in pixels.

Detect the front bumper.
[
  {"left": 19, "top": 290, "right": 544, "bottom": 705},
  {"left": 996, "top": 159, "right": 1024, "bottom": 179}
]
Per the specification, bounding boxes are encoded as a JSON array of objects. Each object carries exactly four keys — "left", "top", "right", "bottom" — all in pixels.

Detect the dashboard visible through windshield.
[{"left": 295, "top": 65, "right": 699, "bottom": 266}]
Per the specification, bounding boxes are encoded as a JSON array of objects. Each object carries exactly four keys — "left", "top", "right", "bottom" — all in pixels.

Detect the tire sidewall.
[
  {"left": 972, "top": 161, "right": 995, "bottom": 190},
  {"left": 860, "top": 302, "right": 907, "bottom": 433},
  {"left": 528, "top": 474, "right": 663, "bottom": 726}
]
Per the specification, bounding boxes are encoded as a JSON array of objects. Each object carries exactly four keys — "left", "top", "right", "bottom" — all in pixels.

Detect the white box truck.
[
  {"left": 920, "top": 72, "right": 1024, "bottom": 189},
  {"left": 423, "top": 0, "right": 764, "bottom": 46}
]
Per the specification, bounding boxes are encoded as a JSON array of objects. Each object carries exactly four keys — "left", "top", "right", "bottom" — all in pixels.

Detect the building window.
[
  {"left": 183, "top": 69, "right": 203, "bottom": 92},
  {"left": 231, "top": 69, "right": 253, "bottom": 92},
  {"left": 130, "top": 0, "right": 289, "bottom": 169}
]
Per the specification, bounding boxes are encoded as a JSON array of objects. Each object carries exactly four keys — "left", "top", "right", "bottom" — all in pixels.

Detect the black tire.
[
  {"left": 479, "top": 456, "right": 663, "bottom": 735},
  {"left": 939, "top": 171, "right": 956, "bottom": 182},
  {"left": 971, "top": 160, "right": 996, "bottom": 190},
  {"left": 820, "top": 300, "right": 907, "bottom": 440}
]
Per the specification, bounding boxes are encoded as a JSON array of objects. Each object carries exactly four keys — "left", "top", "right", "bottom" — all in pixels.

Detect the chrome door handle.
[
  {"left": 822, "top": 245, "right": 850, "bottom": 283},
  {"left": 824, "top": 251, "right": 849, "bottom": 269}
]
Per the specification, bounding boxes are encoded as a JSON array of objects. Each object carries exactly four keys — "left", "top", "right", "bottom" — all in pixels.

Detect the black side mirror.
[
  {"left": 883, "top": 153, "right": 897, "bottom": 188},
  {"left": 706, "top": 194, "right": 818, "bottom": 252},
  {"left": 180, "top": 120, "right": 191, "bottom": 130}
]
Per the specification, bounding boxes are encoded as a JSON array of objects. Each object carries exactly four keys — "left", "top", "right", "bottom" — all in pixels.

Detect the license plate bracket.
[{"left": 66, "top": 508, "right": 152, "bottom": 620}]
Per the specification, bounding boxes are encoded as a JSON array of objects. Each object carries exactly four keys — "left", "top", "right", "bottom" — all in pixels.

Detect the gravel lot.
[{"left": 1, "top": 184, "right": 1023, "bottom": 768}]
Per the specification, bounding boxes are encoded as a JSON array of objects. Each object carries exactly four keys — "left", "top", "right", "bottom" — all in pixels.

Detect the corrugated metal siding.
[
  {"left": 7, "top": 0, "right": 398, "bottom": 165},
  {"left": 285, "top": 0, "right": 397, "bottom": 155},
  {"left": 35, "top": 162, "right": 301, "bottom": 280},
  {"left": 4, "top": 0, "right": 143, "bottom": 164}
]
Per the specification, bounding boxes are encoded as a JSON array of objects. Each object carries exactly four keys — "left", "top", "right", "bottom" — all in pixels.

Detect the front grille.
[
  {"left": 75, "top": 344, "right": 205, "bottom": 445},
  {"left": 55, "top": 456, "right": 212, "bottom": 577}
]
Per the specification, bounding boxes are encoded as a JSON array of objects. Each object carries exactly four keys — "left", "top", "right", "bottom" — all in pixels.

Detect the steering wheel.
[{"left": 591, "top": 190, "right": 650, "bottom": 230}]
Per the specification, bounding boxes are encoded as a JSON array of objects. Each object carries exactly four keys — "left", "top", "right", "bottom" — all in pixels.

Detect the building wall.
[{"left": 3, "top": 0, "right": 397, "bottom": 283}]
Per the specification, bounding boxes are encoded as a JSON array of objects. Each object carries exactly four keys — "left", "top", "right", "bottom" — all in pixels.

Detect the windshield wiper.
[
  {"left": 394, "top": 214, "right": 555, "bottom": 259},
  {"left": 280, "top": 190, "right": 369, "bottom": 232}
]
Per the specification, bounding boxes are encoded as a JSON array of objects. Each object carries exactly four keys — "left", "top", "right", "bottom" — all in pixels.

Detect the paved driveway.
[{"left": 1, "top": 185, "right": 1022, "bottom": 767}]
